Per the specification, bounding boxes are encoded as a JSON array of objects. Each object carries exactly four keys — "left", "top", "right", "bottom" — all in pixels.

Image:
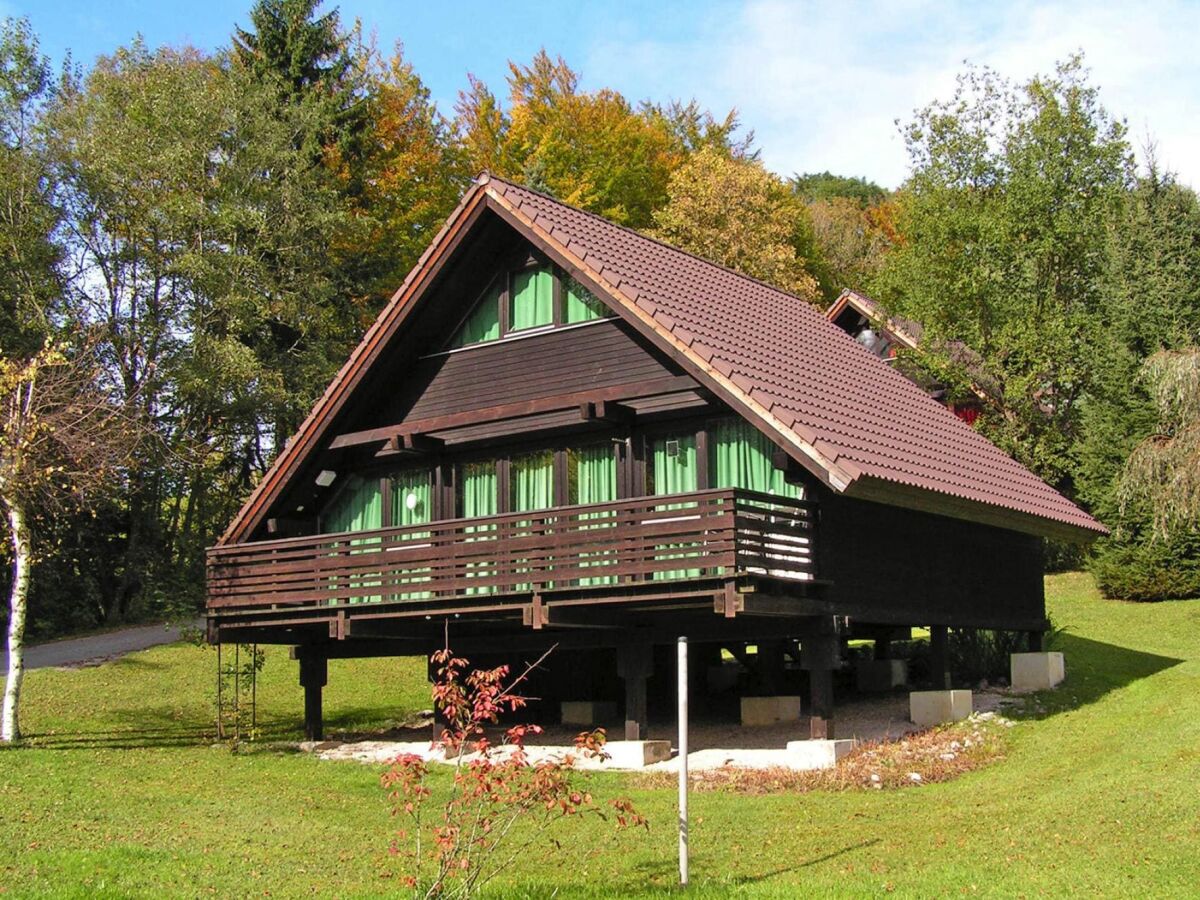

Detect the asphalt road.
[{"left": 0, "top": 619, "right": 202, "bottom": 671}]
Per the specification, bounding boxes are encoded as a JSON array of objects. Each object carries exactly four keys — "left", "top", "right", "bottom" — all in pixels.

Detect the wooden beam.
[
  {"left": 580, "top": 399, "right": 635, "bottom": 425},
  {"left": 331, "top": 375, "right": 696, "bottom": 450}
]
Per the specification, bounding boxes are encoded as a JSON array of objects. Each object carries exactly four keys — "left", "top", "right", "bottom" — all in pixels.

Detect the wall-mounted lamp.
[{"left": 315, "top": 469, "right": 337, "bottom": 487}]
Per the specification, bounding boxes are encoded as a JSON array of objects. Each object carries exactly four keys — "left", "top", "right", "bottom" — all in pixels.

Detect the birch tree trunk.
[{"left": 2, "top": 497, "right": 31, "bottom": 742}]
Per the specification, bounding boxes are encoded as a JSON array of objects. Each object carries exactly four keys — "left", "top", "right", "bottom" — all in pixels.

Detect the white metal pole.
[{"left": 677, "top": 636, "right": 689, "bottom": 886}]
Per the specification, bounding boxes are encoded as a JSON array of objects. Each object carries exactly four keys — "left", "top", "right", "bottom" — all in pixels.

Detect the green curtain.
[
  {"left": 569, "top": 445, "right": 617, "bottom": 505},
  {"left": 324, "top": 475, "right": 383, "bottom": 533},
  {"left": 323, "top": 476, "right": 384, "bottom": 604},
  {"left": 461, "top": 461, "right": 497, "bottom": 595},
  {"left": 510, "top": 450, "right": 555, "bottom": 512},
  {"left": 569, "top": 445, "right": 618, "bottom": 586},
  {"left": 563, "top": 279, "right": 609, "bottom": 324},
  {"left": 651, "top": 435, "right": 700, "bottom": 579},
  {"left": 461, "top": 461, "right": 497, "bottom": 519},
  {"left": 710, "top": 418, "right": 802, "bottom": 498},
  {"left": 652, "top": 435, "right": 698, "bottom": 496},
  {"left": 511, "top": 451, "right": 555, "bottom": 591},
  {"left": 451, "top": 284, "right": 501, "bottom": 348},
  {"left": 391, "top": 469, "right": 433, "bottom": 600},
  {"left": 510, "top": 267, "right": 554, "bottom": 330}
]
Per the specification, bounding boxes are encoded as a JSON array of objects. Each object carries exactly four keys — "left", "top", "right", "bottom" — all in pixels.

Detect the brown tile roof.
[{"left": 486, "top": 175, "right": 1105, "bottom": 539}]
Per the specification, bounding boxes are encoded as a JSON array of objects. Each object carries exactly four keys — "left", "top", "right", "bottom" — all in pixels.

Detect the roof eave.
[{"left": 843, "top": 474, "right": 1109, "bottom": 544}]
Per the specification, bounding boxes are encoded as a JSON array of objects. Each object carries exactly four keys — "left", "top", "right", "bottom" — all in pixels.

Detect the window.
[
  {"left": 648, "top": 433, "right": 698, "bottom": 497},
  {"left": 563, "top": 277, "right": 608, "bottom": 324},
  {"left": 510, "top": 450, "right": 556, "bottom": 512},
  {"left": 448, "top": 264, "right": 611, "bottom": 349},
  {"left": 323, "top": 475, "right": 383, "bottom": 533},
  {"left": 567, "top": 444, "right": 617, "bottom": 505},
  {"left": 391, "top": 469, "right": 432, "bottom": 527},
  {"left": 450, "top": 281, "right": 501, "bottom": 349},
  {"left": 509, "top": 267, "right": 554, "bottom": 331},
  {"left": 457, "top": 460, "right": 498, "bottom": 518},
  {"left": 709, "top": 418, "right": 802, "bottom": 498}
]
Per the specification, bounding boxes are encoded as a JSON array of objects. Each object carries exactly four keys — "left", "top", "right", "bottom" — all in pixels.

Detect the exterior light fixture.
[
  {"left": 315, "top": 469, "right": 337, "bottom": 487},
  {"left": 405, "top": 491, "right": 419, "bottom": 511}
]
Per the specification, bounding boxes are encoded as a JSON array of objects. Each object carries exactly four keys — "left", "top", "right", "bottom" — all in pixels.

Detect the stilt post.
[
  {"left": 802, "top": 632, "right": 838, "bottom": 740},
  {"left": 617, "top": 640, "right": 652, "bottom": 741},
  {"left": 929, "top": 625, "right": 949, "bottom": 689},
  {"left": 299, "top": 653, "right": 328, "bottom": 742}
]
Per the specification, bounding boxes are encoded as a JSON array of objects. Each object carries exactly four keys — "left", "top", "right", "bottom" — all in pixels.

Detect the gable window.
[
  {"left": 563, "top": 276, "right": 608, "bottom": 324},
  {"left": 450, "top": 281, "right": 502, "bottom": 349},
  {"left": 509, "top": 267, "right": 555, "bottom": 331},
  {"left": 449, "top": 263, "right": 612, "bottom": 350}
]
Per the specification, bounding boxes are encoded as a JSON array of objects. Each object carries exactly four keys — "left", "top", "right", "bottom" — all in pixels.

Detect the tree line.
[{"left": 1, "top": 1, "right": 1196, "bottom": 649}]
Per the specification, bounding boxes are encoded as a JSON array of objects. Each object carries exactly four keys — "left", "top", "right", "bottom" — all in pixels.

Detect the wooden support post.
[
  {"left": 617, "top": 640, "right": 653, "bottom": 741},
  {"left": 299, "top": 654, "right": 328, "bottom": 742},
  {"left": 806, "top": 634, "right": 837, "bottom": 740},
  {"left": 929, "top": 624, "right": 949, "bottom": 689},
  {"left": 1026, "top": 629, "right": 1044, "bottom": 652},
  {"left": 874, "top": 635, "right": 891, "bottom": 661},
  {"left": 757, "top": 640, "right": 786, "bottom": 694}
]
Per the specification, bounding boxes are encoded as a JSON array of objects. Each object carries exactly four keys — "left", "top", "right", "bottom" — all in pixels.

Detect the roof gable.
[{"left": 220, "top": 175, "right": 1106, "bottom": 545}]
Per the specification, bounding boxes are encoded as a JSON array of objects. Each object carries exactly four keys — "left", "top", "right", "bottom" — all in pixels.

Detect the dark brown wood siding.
[
  {"left": 815, "top": 489, "right": 1045, "bottom": 630},
  {"left": 373, "top": 319, "right": 686, "bottom": 428}
]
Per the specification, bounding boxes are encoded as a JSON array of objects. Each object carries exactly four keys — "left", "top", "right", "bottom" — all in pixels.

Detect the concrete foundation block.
[
  {"left": 909, "top": 689, "right": 973, "bottom": 727},
  {"left": 784, "top": 738, "right": 857, "bottom": 769},
  {"left": 740, "top": 695, "right": 802, "bottom": 726},
  {"left": 602, "top": 740, "right": 672, "bottom": 768},
  {"left": 1010, "top": 652, "right": 1065, "bottom": 692},
  {"left": 855, "top": 658, "right": 908, "bottom": 692},
  {"left": 560, "top": 701, "right": 617, "bottom": 726}
]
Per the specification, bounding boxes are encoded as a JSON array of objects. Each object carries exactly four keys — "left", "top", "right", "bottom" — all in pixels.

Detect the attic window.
[
  {"left": 448, "top": 265, "right": 612, "bottom": 350},
  {"left": 510, "top": 267, "right": 554, "bottom": 331},
  {"left": 450, "top": 281, "right": 502, "bottom": 349},
  {"left": 564, "top": 277, "right": 608, "bottom": 323}
]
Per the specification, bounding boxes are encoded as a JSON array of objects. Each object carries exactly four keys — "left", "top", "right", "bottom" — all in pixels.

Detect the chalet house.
[{"left": 206, "top": 175, "right": 1106, "bottom": 742}]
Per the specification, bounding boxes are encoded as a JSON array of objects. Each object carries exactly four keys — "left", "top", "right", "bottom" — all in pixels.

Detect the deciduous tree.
[
  {"left": 1, "top": 342, "right": 142, "bottom": 741},
  {"left": 651, "top": 146, "right": 820, "bottom": 301},
  {"left": 876, "top": 55, "right": 1134, "bottom": 486}
]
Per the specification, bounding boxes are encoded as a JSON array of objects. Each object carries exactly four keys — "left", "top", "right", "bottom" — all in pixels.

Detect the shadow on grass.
[
  {"left": 14, "top": 702, "right": 421, "bottom": 751},
  {"left": 1005, "top": 633, "right": 1183, "bottom": 722},
  {"left": 507, "top": 838, "right": 883, "bottom": 897}
]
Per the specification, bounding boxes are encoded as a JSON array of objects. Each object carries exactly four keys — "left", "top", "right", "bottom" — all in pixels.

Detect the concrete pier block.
[
  {"left": 560, "top": 701, "right": 617, "bottom": 726},
  {"left": 1010, "top": 652, "right": 1065, "bottom": 692},
  {"left": 855, "top": 658, "right": 908, "bottom": 692},
  {"left": 784, "top": 738, "right": 857, "bottom": 770},
  {"left": 741, "top": 695, "right": 802, "bottom": 726},
  {"left": 909, "top": 689, "right": 973, "bottom": 727},
  {"left": 601, "top": 740, "right": 672, "bottom": 768}
]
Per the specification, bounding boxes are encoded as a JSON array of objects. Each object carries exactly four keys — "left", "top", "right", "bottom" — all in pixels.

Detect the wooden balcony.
[{"left": 206, "top": 489, "right": 818, "bottom": 638}]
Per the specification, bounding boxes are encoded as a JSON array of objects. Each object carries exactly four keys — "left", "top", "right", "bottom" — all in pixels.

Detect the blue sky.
[{"left": 8, "top": 0, "right": 1200, "bottom": 188}]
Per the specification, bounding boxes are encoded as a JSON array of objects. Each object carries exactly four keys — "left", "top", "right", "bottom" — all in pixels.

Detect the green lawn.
[{"left": 2, "top": 573, "right": 1198, "bottom": 897}]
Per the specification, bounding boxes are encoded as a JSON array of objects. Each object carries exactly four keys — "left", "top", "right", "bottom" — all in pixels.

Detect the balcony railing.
[{"left": 207, "top": 488, "right": 817, "bottom": 615}]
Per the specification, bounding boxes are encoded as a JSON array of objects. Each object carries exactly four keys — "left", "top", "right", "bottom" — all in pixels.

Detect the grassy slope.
[{"left": 1, "top": 573, "right": 1198, "bottom": 897}]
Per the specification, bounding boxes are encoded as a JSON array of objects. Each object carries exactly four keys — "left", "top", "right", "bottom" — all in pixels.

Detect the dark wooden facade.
[{"left": 207, "top": 201, "right": 1060, "bottom": 743}]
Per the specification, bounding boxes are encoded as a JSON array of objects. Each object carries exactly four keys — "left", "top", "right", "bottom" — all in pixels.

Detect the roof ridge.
[{"left": 483, "top": 172, "right": 822, "bottom": 312}]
